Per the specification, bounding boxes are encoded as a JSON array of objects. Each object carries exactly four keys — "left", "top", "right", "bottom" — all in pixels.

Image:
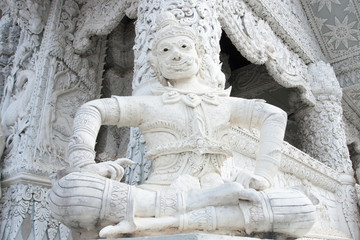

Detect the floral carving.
[
  {"left": 0, "top": 184, "right": 71, "bottom": 240},
  {"left": 301, "top": 0, "right": 360, "bottom": 64},
  {"left": 337, "top": 185, "right": 360, "bottom": 240},
  {"left": 323, "top": 16, "right": 358, "bottom": 50},
  {"left": 294, "top": 62, "right": 353, "bottom": 174},
  {"left": 125, "top": 128, "right": 152, "bottom": 185}
]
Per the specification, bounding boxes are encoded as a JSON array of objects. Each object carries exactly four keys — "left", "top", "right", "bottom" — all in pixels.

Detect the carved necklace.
[{"left": 152, "top": 87, "right": 231, "bottom": 108}]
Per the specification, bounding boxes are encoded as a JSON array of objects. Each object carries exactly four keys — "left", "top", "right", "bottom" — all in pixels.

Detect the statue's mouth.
[{"left": 167, "top": 58, "right": 194, "bottom": 70}]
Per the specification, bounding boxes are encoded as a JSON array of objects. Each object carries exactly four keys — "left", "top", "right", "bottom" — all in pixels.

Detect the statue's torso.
[{"left": 120, "top": 89, "right": 234, "bottom": 188}]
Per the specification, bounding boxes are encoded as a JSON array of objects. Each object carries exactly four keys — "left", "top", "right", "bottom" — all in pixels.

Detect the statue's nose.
[{"left": 172, "top": 50, "right": 181, "bottom": 61}]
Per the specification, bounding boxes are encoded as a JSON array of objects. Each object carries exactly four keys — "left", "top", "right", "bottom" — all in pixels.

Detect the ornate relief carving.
[
  {"left": 73, "top": 0, "right": 139, "bottom": 54},
  {"left": 217, "top": 0, "right": 316, "bottom": 106},
  {"left": 34, "top": 0, "right": 107, "bottom": 166},
  {"left": 245, "top": 0, "right": 325, "bottom": 63},
  {"left": 337, "top": 185, "right": 360, "bottom": 240},
  {"left": 337, "top": 68, "right": 360, "bottom": 88},
  {"left": 6, "top": 0, "right": 50, "bottom": 35},
  {"left": 294, "top": 62, "right": 353, "bottom": 174},
  {"left": 0, "top": 183, "right": 71, "bottom": 240},
  {"left": 0, "top": 0, "right": 50, "bottom": 178},
  {"left": 0, "top": 12, "right": 19, "bottom": 100},
  {"left": 333, "top": 54, "right": 360, "bottom": 75},
  {"left": 125, "top": 127, "right": 152, "bottom": 185},
  {"left": 301, "top": 0, "right": 360, "bottom": 64}
]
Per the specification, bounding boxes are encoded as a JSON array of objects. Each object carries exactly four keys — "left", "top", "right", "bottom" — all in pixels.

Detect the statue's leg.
[
  {"left": 133, "top": 182, "right": 260, "bottom": 219},
  {"left": 239, "top": 188, "right": 316, "bottom": 238},
  {"left": 49, "top": 171, "right": 153, "bottom": 230},
  {"left": 99, "top": 205, "right": 246, "bottom": 238},
  {"left": 123, "top": 188, "right": 316, "bottom": 239}
]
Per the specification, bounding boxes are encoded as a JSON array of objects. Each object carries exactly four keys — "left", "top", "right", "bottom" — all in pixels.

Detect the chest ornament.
[{"left": 152, "top": 87, "right": 231, "bottom": 108}]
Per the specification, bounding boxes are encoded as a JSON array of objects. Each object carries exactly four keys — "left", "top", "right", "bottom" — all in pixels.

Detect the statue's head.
[{"left": 149, "top": 12, "right": 208, "bottom": 87}]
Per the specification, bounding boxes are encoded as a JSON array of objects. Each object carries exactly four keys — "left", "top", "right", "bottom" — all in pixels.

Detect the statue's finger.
[
  {"left": 115, "top": 158, "right": 135, "bottom": 166},
  {"left": 238, "top": 189, "right": 261, "bottom": 202},
  {"left": 108, "top": 162, "right": 124, "bottom": 181},
  {"left": 106, "top": 164, "right": 118, "bottom": 180}
]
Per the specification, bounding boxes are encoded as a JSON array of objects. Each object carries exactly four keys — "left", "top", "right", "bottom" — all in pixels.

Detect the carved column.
[
  {"left": 294, "top": 61, "right": 353, "bottom": 174},
  {"left": 293, "top": 61, "right": 359, "bottom": 239},
  {"left": 1, "top": 0, "right": 107, "bottom": 239}
]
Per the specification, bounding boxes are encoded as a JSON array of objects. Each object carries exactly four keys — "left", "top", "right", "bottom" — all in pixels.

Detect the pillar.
[
  {"left": 295, "top": 61, "right": 353, "bottom": 174},
  {"left": 293, "top": 61, "right": 359, "bottom": 239},
  {"left": 0, "top": 0, "right": 106, "bottom": 239}
]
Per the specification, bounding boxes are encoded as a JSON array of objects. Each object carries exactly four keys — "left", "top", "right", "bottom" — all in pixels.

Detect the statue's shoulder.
[
  {"left": 112, "top": 95, "right": 163, "bottom": 111},
  {"left": 112, "top": 95, "right": 161, "bottom": 102}
]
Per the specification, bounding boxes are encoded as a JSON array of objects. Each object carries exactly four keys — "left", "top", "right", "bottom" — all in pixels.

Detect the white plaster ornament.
[{"left": 49, "top": 12, "right": 316, "bottom": 239}]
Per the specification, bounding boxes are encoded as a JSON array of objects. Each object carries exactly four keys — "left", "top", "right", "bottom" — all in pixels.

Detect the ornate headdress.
[{"left": 152, "top": 11, "right": 197, "bottom": 54}]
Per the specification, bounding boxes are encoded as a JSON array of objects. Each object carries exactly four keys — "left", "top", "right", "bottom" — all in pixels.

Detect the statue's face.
[{"left": 156, "top": 35, "right": 200, "bottom": 81}]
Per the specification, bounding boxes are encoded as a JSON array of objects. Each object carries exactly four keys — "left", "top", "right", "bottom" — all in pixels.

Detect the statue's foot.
[
  {"left": 99, "top": 220, "right": 136, "bottom": 238},
  {"left": 187, "top": 182, "right": 261, "bottom": 211}
]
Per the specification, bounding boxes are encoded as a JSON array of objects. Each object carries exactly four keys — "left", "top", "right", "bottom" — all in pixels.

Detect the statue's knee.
[
  {"left": 49, "top": 172, "right": 135, "bottom": 229},
  {"left": 49, "top": 172, "right": 105, "bottom": 228},
  {"left": 239, "top": 188, "right": 316, "bottom": 238}
]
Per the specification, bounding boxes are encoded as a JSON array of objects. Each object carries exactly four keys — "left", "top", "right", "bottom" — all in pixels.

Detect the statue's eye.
[
  {"left": 181, "top": 44, "right": 187, "bottom": 48},
  {"left": 163, "top": 48, "right": 168, "bottom": 52}
]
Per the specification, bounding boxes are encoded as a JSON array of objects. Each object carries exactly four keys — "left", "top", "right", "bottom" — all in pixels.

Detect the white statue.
[{"left": 49, "top": 12, "right": 315, "bottom": 239}]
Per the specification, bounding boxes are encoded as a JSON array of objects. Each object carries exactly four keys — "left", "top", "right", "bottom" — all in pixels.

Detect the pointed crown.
[{"left": 152, "top": 11, "right": 197, "bottom": 55}]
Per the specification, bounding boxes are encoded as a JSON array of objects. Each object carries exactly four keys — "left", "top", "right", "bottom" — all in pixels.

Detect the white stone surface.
[
  {"left": 49, "top": 12, "right": 316, "bottom": 239},
  {"left": 93, "top": 233, "right": 273, "bottom": 240},
  {"left": 0, "top": 0, "right": 359, "bottom": 240}
]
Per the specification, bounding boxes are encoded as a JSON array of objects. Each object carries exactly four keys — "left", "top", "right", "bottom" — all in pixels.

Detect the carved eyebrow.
[
  {"left": 157, "top": 43, "right": 170, "bottom": 52},
  {"left": 179, "top": 40, "right": 193, "bottom": 46}
]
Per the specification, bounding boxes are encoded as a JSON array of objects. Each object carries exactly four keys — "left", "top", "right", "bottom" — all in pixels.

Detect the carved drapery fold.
[{"left": 217, "top": 0, "right": 315, "bottom": 106}]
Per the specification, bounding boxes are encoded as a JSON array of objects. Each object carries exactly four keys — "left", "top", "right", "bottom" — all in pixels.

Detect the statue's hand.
[
  {"left": 82, "top": 158, "right": 134, "bottom": 181},
  {"left": 235, "top": 170, "right": 270, "bottom": 191}
]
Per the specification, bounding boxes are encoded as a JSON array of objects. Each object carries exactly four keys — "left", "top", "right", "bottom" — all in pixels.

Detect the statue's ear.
[
  {"left": 148, "top": 54, "right": 157, "bottom": 70},
  {"left": 196, "top": 44, "right": 205, "bottom": 58}
]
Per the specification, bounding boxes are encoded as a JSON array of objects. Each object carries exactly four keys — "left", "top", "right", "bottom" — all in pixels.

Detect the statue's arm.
[
  {"left": 68, "top": 97, "right": 141, "bottom": 179},
  {"left": 230, "top": 98, "right": 287, "bottom": 188}
]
